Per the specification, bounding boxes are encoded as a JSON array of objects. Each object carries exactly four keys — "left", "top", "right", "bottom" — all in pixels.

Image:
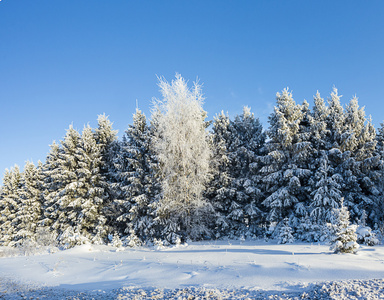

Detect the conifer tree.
[
  {"left": 116, "top": 108, "right": 157, "bottom": 245},
  {"left": 326, "top": 87, "right": 345, "bottom": 149},
  {"left": 76, "top": 125, "right": 109, "bottom": 244},
  {"left": 310, "top": 151, "right": 342, "bottom": 223},
  {"left": 94, "top": 114, "right": 118, "bottom": 230},
  {"left": 226, "top": 107, "right": 265, "bottom": 237},
  {"left": 260, "top": 89, "right": 311, "bottom": 231},
  {"left": 278, "top": 217, "right": 294, "bottom": 244},
  {"left": 206, "top": 111, "right": 234, "bottom": 237},
  {"left": 330, "top": 199, "right": 359, "bottom": 253},
  {"left": 50, "top": 125, "right": 84, "bottom": 247},
  {"left": 331, "top": 95, "right": 377, "bottom": 224},
  {"left": 14, "top": 161, "right": 44, "bottom": 245},
  {"left": 41, "top": 141, "right": 62, "bottom": 231},
  {"left": 0, "top": 166, "right": 22, "bottom": 246}
]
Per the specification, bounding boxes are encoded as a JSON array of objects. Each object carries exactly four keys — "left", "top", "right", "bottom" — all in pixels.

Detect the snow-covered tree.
[
  {"left": 310, "top": 151, "right": 342, "bottom": 223},
  {"left": 330, "top": 199, "right": 359, "bottom": 254},
  {"left": 226, "top": 106, "right": 265, "bottom": 238},
  {"left": 206, "top": 111, "right": 234, "bottom": 237},
  {"left": 0, "top": 166, "right": 22, "bottom": 246},
  {"left": 260, "top": 89, "right": 311, "bottom": 230},
  {"left": 115, "top": 108, "right": 158, "bottom": 245},
  {"left": 277, "top": 217, "right": 294, "bottom": 244},
  {"left": 47, "top": 124, "right": 108, "bottom": 248},
  {"left": 48, "top": 125, "right": 83, "bottom": 247},
  {"left": 76, "top": 125, "right": 109, "bottom": 244},
  {"left": 309, "top": 92, "right": 329, "bottom": 151},
  {"left": 373, "top": 122, "right": 384, "bottom": 225},
  {"left": 152, "top": 74, "right": 213, "bottom": 243},
  {"left": 14, "top": 161, "right": 44, "bottom": 245},
  {"left": 326, "top": 87, "right": 345, "bottom": 150},
  {"left": 40, "top": 141, "right": 62, "bottom": 231},
  {"left": 94, "top": 114, "right": 119, "bottom": 234}
]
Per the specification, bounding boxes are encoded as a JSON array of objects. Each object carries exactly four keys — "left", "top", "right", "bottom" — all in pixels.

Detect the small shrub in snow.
[
  {"left": 330, "top": 201, "right": 359, "bottom": 253},
  {"left": 17, "top": 239, "right": 38, "bottom": 256},
  {"left": 153, "top": 238, "right": 166, "bottom": 250},
  {"left": 109, "top": 233, "right": 123, "bottom": 248},
  {"left": 59, "top": 227, "right": 90, "bottom": 249},
  {"left": 356, "top": 226, "right": 379, "bottom": 246},
  {"left": 278, "top": 218, "right": 294, "bottom": 244},
  {"left": 125, "top": 229, "right": 142, "bottom": 248},
  {"left": 295, "top": 217, "right": 330, "bottom": 242},
  {"left": 35, "top": 227, "right": 58, "bottom": 247}
]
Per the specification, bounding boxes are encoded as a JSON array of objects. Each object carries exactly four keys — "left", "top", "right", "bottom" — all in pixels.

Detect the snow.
[{"left": 1, "top": 240, "right": 384, "bottom": 298}]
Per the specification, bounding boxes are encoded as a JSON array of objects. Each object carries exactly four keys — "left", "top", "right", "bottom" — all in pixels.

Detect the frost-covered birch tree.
[{"left": 152, "top": 74, "right": 213, "bottom": 243}]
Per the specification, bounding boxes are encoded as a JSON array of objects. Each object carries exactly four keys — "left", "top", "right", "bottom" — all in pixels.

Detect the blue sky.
[{"left": 1, "top": 1, "right": 384, "bottom": 178}]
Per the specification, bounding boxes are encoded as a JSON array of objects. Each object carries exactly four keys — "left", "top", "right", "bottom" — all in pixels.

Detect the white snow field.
[{"left": 1, "top": 240, "right": 384, "bottom": 299}]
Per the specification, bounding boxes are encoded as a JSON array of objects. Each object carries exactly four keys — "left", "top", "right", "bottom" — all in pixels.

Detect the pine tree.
[
  {"left": 310, "top": 91, "right": 329, "bottom": 151},
  {"left": 330, "top": 199, "right": 359, "bottom": 253},
  {"left": 326, "top": 87, "right": 345, "bottom": 150},
  {"left": 373, "top": 122, "right": 384, "bottom": 225},
  {"left": 41, "top": 141, "right": 62, "bottom": 231},
  {"left": 14, "top": 161, "right": 44, "bottom": 245},
  {"left": 310, "top": 151, "right": 342, "bottom": 223},
  {"left": 260, "top": 89, "right": 311, "bottom": 232},
  {"left": 152, "top": 74, "right": 213, "bottom": 243},
  {"left": 116, "top": 108, "right": 157, "bottom": 245},
  {"left": 76, "top": 125, "right": 109, "bottom": 244},
  {"left": 206, "top": 111, "right": 234, "bottom": 237},
  {"left": 278, "top": 217, "right": 294, "bottom": 244},
  {"left": 50, "top": 125, "right": 84, "bottom": 247},
  {"left": 332, "top": 95, "right": 377, "bottom": 224},
  {"left": 94, "top": 114, "right": 118, "bottom": 233},
  {"left": 226, "top": 107, "right": 265, "bottom": 238},
  {"left": 0, "top": 166, "right": 22, "bottom": 246}
]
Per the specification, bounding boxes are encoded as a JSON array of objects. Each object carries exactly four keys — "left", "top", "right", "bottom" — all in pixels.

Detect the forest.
[{"left": 1, "top": 74, "right": 383, "bottom": 251}]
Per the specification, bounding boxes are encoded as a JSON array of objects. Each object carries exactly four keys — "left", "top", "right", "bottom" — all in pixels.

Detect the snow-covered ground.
[{"left": 1, "top": 240, "right": 384, "bottom": 299}]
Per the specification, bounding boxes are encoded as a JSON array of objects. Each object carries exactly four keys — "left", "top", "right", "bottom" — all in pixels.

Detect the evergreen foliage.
[
  {"left": 14, "top": 161, "right": 44, "bottom": 245},
  {"left": 1, "top": 78, "right": 383, "bottom": 248},
  {"left": 207, "top": 111, "right": 234, "bottom": 237},
  {"left": 0, "top": 166, "right": 22, "bottom": 246},
  {"left": 226, "top": 107, "right": 265, "bottom": 238},
  {"left": 330, "top": 199, "right": 359, "bottom": 253},
  {"left": 260, "top": 89, "right": 311, "bottom": 231}
]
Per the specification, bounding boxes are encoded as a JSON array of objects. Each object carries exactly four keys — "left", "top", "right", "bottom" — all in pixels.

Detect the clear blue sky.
[{"left": 1, "top": 0, "right": 384, "bottom": 179}]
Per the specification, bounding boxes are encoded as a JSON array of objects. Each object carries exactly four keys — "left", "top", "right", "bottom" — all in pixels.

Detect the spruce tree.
[
  {"left": 206, "top": 111, "right": 234, "bottom": 237},
  {"left": 50, "top": 125, "right": 84, "bottom": 247},
  {"left": 310, "top": 151, "right": 342, "bottom": 223},
  {"left": 330, "top": 199, "right": 359, "bottom": 254},
  {"left": 0, "top": 166, "right": 22, "bottom": 246},
  {"left": 77, "top": 125, "right": 109, "bottom": 244},
  {"left": 116, "top": 108, "right": 157, "bottom": 245},
  {"left": 94, "top": 114, "right": 118, "bottom": 233},
  {"left": 41, "top": 141, "right": 62, "bottom": 231},
  {"left": 14, "top": 161, "right": 44, "bottom": 245},
  {"left": 326, "top": 87, "right": 345, "bottom": 150},
  {"left": 226, "top": 107, "right": 265, "bottom": 238},
  {"left": 260, "top": 89, "right": 311, "bottom": 232}
]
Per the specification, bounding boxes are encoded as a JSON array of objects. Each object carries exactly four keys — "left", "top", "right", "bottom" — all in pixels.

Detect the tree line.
[{"left": 1, "top": 74, "right": 383, "bottom": 249}]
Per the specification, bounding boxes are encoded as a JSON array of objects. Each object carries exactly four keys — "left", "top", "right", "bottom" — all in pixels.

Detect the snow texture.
[{"left": 1, "top": 241, "right": 384, "bottom": 299}]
